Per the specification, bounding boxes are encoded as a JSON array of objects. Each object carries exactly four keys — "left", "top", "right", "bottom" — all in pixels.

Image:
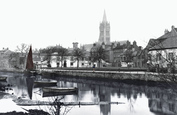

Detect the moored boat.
[
  {"left": 0, "top": 76, "right": 7, "bottom": 82},
  {"left": 24, "top": 45, "right": 41, "bottom": 77},
  {"left": 42, "top": 87, "right": 78, "bottom": 96},
  {"left": 34, "top": 79, "right": 57, "bottom": 88}
]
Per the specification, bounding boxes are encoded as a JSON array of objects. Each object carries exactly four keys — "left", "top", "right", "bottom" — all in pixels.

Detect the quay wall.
[{"left": 41, "top": 69, "right": 175, "bottom": 82}]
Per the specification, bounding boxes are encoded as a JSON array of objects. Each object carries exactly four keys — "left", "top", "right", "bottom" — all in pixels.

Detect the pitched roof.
[
  {"left": 148, "top": 26, "right": 177, "bottom": 51},
  {"left": 149, "top": 36, "right": 177, "bottom": 50}
]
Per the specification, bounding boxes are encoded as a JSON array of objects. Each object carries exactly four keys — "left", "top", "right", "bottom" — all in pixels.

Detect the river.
[{"left": 0, "top": 71, "right": 177, "bottom": 115}]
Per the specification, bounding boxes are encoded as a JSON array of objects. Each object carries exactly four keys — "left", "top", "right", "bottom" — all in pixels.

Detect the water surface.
[{"left": 0, "top": 72, "right": 176, "bottom": 115}]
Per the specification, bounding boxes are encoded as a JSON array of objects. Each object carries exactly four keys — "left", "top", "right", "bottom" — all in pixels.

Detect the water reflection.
[
  {"left": 55, "top": 76, "right": 177, "bottom": 115},
  {"left": 0, "top": 72, "right": 177, "bottom": 115}
]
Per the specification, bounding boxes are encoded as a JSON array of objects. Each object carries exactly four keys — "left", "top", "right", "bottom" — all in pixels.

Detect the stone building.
[
  {"left": 147, "top": 25, "right": 177, "bottom": 72},
  {"left": 98, "top": 10, "right": 110, "bottom": 45},
  {"left": 112, "top": 41, "right": 144, "bottom": 67}
]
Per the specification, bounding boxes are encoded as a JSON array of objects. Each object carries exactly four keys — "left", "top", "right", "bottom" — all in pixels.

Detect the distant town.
[{"left": 1, "top": 11, "right": 177, "bottom": 73}]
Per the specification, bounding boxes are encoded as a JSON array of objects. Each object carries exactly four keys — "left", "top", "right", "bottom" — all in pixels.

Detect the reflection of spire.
[
  {"left": 102, "top": 10, "right": 107, "bottom": 23},
  {"left": 99, "top": 86, "right": 111, "bottom": 115}
]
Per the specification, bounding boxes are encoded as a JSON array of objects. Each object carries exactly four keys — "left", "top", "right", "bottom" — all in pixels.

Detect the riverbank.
[
  {"left": 41, "top": 68, "right": 177, "bottom": 83},
  {"left": 0, "top": 67, "right": 176, "bottom": 83}
]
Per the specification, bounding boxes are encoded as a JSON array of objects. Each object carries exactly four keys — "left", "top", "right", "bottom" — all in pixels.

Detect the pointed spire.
[{"left": 102, "top": 10, "right": 107, "bottom": 23}]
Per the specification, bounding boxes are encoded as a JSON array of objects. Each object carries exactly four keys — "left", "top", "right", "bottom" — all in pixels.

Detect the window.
[
  {"left": 82, "top": 57, "right": 84, "bottom": 61},
  {"left": 168, "top": 53, "right": 174, "bottom": 60},
  {"left": 70, "top": 62, "right": 73, "bottom": 66},
  {"left": 156, "top": 53, "right": 161, "bottom": 61}
]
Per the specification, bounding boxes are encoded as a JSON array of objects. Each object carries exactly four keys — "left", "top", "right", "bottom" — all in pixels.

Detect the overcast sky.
[{"left": 0, "top": 0, "right": 177, "bottom": 51}]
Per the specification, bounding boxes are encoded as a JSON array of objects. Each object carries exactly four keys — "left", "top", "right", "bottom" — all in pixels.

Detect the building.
[
  {"left": 147, "top": 25, "right": 177, "bottom": 72},
  {"left": 0, "top": 48, "right": 13, "bottom": 69},
  {"left": 112, "top": 41, "right": 144, "bottom": 67},
  {"left": 83, "top": 10, "right": 111, "bottom": 52},
  {"left": 98, "top": 10, "right": 110, "bottom": 45}
]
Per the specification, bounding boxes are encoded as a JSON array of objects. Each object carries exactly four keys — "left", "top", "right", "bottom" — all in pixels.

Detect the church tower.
[{"left": 98, "top": 10, "right": 110, "bottom": 45}]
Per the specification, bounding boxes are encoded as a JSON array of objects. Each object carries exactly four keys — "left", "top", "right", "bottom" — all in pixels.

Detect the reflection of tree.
[
  {"left": 128, "top": 98, "right": 135, "bottom": 113},
  {"left": 42, "top": 75, "right": 177, "bottom": 115}
]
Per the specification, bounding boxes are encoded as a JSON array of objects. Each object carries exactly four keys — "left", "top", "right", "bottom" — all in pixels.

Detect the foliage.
[
  {"left": 72, "top": 48, "right": 86, "bottom": 68},
  {"left": 90, "top": 46, "right": 107, "bottom": 68},
  {"left": 53, "top": 46, "right": 68, "bottom": 68},
  {"left": 124, "top": 48, "right": 133, "bottom": 64},
  {"left": 39, "top": 46, "right": 55, "bottom": 62}
]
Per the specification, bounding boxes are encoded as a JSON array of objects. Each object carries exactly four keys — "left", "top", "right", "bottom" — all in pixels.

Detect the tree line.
[{"left": 9, "top": 44, "right": 108, "bottom": 68}]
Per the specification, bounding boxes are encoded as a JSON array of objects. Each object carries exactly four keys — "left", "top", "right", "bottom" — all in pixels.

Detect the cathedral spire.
[{"left": 102, "top": 10, "right": 107, "bottom": 23}]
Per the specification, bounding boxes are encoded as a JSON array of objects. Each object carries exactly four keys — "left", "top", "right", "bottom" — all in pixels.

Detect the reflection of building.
[
  {"left": 99, "top": 87, "right": 111, "bottom": 115},
  {"left": 148, "top": 90, "right": 177, "bottom": 115}
]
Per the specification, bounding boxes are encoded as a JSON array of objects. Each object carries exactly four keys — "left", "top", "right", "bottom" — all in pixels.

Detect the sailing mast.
[{"left": 26, "top": 45, "right": 33, "bottom": 70}]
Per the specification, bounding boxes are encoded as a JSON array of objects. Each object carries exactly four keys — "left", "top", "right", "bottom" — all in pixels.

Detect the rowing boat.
[
  {"left": 34, "top": 79, "right": 57, "bottom": 88},
  {"left": 42, "top": 87, "right": 78, "bottom": 96},
  {"left": 0, "top": 76, "right": 7, "bottom": 82}
]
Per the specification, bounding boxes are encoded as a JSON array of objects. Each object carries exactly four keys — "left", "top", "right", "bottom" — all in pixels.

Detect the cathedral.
[
  {"left": 98, "top": 10, "right": 111, "bottom": 45},
  {"left": 83, "top": 10, "right": 111, "bottom": 52}
]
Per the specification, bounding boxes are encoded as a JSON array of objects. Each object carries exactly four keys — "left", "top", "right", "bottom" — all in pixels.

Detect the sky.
[{"left": 0, "top": 0, "right": 177, "bottom": 51}]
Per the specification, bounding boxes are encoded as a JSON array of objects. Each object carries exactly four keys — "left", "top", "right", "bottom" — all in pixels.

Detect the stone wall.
[{"left": 46, "top": 70, "right": 175, "bottom": 82}]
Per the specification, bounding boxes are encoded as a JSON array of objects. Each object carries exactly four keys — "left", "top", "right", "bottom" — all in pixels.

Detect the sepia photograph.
[{"left": 0, "top": 0, "right": 177, "bottom": 115}]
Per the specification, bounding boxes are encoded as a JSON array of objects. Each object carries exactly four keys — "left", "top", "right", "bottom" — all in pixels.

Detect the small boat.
[
  {"left": 42, "top": 87, "right": 78, "bottom": 97},
  {"left": 0, "top": 77, "right": 7, "bottom": 82},
  {"left": 24, "top": 45, "right": 40, "bottom": 76},
  {"left": 34, "top": 79, "right": 57, "bottom": 88}
]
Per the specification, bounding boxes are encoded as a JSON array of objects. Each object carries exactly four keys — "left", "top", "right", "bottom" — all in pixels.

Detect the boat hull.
[
  {"left": 42, "top": 87, "right": 78, "bottom": 97},
  {"left": 0, "top": 77, "right": 7, "bottom": 82},
  {"left": 34, "top": 79, "right": 57, "bottom": 88}
]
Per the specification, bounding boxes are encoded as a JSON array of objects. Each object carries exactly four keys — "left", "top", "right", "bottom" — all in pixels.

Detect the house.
[
  {"left": 147, "top": 25, "right": 177, "bottom": 72},
  {"left": 40, "top": 42, "right": 91, "bottom": 68},
  {"left": 112, "top": 40, "right": 143, "bottom": 67},
  {"left": 0, "top": 48, "right": 13, "bottom": 69}
]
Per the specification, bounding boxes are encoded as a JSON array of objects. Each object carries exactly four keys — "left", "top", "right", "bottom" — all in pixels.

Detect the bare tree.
[
  {"left": 16, "top": 43, "right": 29, "bottom": 56},
  {"left": 15, "top": 43, "right": 30, "bottom": 68}
]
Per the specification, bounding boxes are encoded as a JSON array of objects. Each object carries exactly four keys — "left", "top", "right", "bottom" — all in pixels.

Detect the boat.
[
  {"left": 34, "top": 79, "right": 57, "bottom": 88},
  {"left": 0, "top": 76, "right": 7, "bottom": 82},
  {"left": 42, "top": 87, "right": 78, "bottom": 97},
  {"left": 24, "top": 46, "right": 39, "bottom": 76}
]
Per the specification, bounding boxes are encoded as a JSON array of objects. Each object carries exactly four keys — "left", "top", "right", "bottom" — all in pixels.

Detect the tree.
[
  {"left": 16, "top": 43, "right": 29, "bottom": 56},
  {"left": 90, "top": 46, "right": 107, "bottom": 68},
  {"left": 15, "top": 43, "right": 30, "bottom": 68},
  {"left": 9, "top": 52, "right": 20, "bottom": 68},
  {"left": 54, "top": 46, "right": 68, "bottom": 68},
  {"left": 124, "top": 48, "right": 133, "bottom": 65},
  {"left": 72, "top": 48, "right": 86, "bottom": 68},
  {"left": 39, "top": 46, "right": 55, "bottom": 67}
]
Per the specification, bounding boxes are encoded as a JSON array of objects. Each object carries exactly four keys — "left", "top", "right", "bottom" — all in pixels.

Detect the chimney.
[
  {"left": 164, "top": 29, "right": 169, "bottom": 34},
  {"left": 171, "top": 25, "right": 175, "bottom": 30},
  {"left": 73, "top": 42, "right": 78, "bottom": 49}
]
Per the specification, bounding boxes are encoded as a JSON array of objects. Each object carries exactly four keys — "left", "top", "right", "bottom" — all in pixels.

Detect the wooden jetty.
[{"left": 14, "top": 98, "right": 125, "bottom": 106}]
